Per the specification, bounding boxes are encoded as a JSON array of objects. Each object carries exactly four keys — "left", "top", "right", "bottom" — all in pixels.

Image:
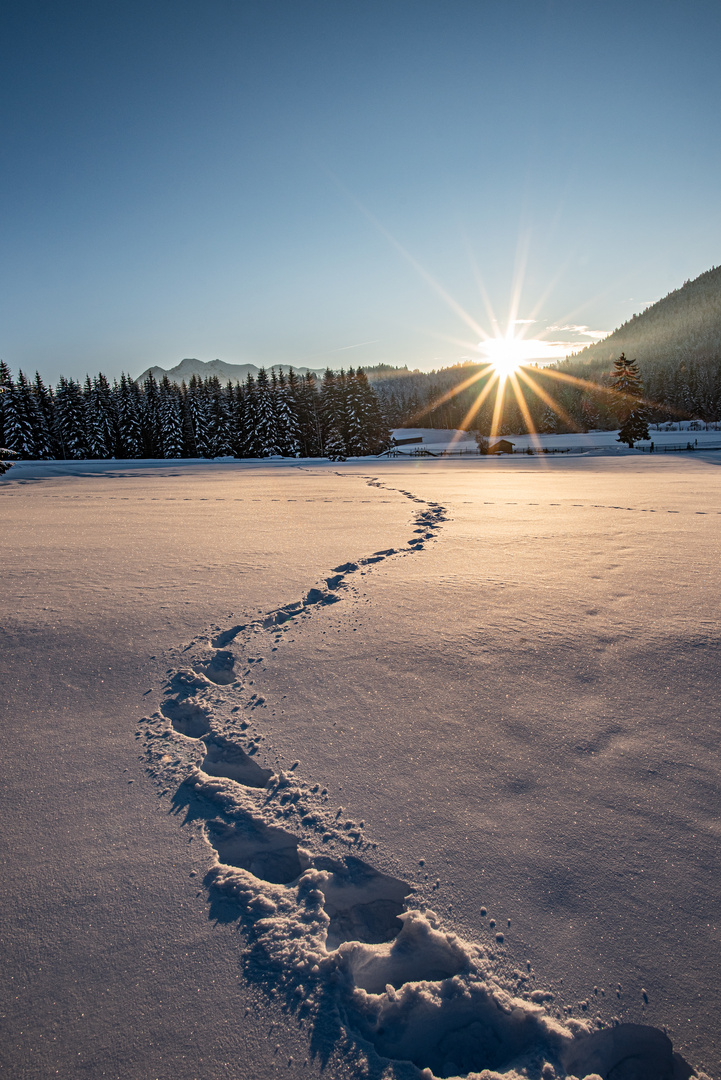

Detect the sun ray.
[
  {"left": 516, "top": 367, "right": 581, "bottom": 432},
  {"left": 507, "top": 372, "right": 544, "bottom": 453},
  {"left": 462, "top": 236, "right": 500, "bottom": 341},
  {"left": 489, "top": 373, "right": 509, "bottom": 442},
  {"left": 538, "top": 365, "right": 664, "bottom": 414},
  {"left": 421, "top": 330, "right": 488, "bottom": 353},
  {"left": 415, "top": 364, "right": 495, "bottom": 418},
  {"left": 447, "top": 371, "right": 500, "bottom": 449},
  {"left": 323, "top": 170, "right": 488, "bottom": 341}
]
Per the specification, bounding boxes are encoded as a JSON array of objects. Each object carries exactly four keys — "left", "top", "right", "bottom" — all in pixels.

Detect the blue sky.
[{"left": 2, "top": 0, "right": 721, "bottom": 383}]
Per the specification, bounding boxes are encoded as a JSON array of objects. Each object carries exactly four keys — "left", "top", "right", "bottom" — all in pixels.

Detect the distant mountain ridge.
[
  {"left": 135, "top": 357, "right": 327, "bottom": 385},
  {"left": 560, "top": 264, "right": 721, "bottom": 374}
]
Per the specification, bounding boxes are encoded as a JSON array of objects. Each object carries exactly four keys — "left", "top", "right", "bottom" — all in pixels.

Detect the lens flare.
[{"left": 479, "top": 336, "right": 540, "bottom": 378}]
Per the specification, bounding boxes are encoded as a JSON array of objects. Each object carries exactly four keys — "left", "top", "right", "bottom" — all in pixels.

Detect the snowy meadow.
[{"left": 1, "top": 454, "right": 719, "bottom": 1080}]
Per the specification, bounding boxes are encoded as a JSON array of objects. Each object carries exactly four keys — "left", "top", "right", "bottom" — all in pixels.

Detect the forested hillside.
[
  {"left": 0, "top": 365, "right": 388, "bottom": 461},
  {"left": 560, "top": 265, "right": 721, "bottom": 375}
]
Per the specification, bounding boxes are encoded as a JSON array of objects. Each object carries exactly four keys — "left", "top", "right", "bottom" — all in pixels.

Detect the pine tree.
[
  {"left": 55, "top": 377, "right": 89, "bottom": 458},
  {"left": 227, "top": 380, "right": 248, "bottom": 455},
  {"left": 294, "top": 372, "right": 322, "bottom": 457},
  {"left": 324, "top": 424, "right": 347, "bottom": 461},
  {"left": 158, "top": 375, "right": 184, "bottom": 457},
  {"left": 141, "top": 373, "right": 162, "bottom": 457},
  {"left": 618, "top": 410, "right": 650, "bottom": 448},
  {"left": 254, "top": 368, "right": 280, "bottom": 456},
  {"left": 205, "top": 376, "right": 232, "bottom": 457},
  {"left": 33, "top": 373, "right": 56, "bottom": 457},
  {"left": 3, "top": 370, "right": 37, "bottom": 457},
  {"left": 611, "top": 354, "right": 649, "bottom": 447},
  {"left": 539, "top": 405, "right": 558, "bottom": 434},
  {"left": 321, "top": 368, "right": 345, "bottom": 457},
  {"left": 177, "top": 381, "right": 196, "bottom": 456},
  {"left": 355, "top": 368, "right": 390, "bottom": 454},
  {"left": 0, "top": 361, "right": 13, "bottom": 452},
  {"left": 274, "top": 370, "right": 301, "bottom": 456},
  {"left": 185, "top": 375, "right": 211, "bottom": 457},
  {"left": 115, "top": 374, "right": 143, "bottom": 457},
  {"left": 241, "top": 374, "right": 262, "bottom": 457},
  {"left": 85, "top": 373, "right": 116, "bottom": 458},
  {"left": 610, "top": 354, "right": 644, "bottom": 421},
  {"left": 342, "top": 367, "right": 365, "bottom": 456}
]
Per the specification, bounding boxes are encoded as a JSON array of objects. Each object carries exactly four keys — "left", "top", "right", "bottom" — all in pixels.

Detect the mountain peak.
[{"left": 134, "top": 358, "right": 327, "bottom": 385}]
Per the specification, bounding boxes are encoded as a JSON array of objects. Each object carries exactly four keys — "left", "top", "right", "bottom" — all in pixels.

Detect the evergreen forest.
[{"left": 0, "top": 365, "right": 389, "bottom": 461}]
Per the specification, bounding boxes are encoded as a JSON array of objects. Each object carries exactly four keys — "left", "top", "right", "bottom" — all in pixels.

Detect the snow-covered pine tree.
[
  {"left": 342, "top": 367, "right": 365, "bottom": 456},
  {"left": 254, "top": 368, "right": 280, "bottom": 456},
  {"left": 178, "top": 381, "right": 197, "bottom": 456},
  {"left": 274, "top": 369, "right": 301, "bottom": 457},
  {"left": 294, "top": 372, "right": 322, "bottom": 457},
  {"left": 115, "top": 374, "right": 143, "bottom": 457},
  {"left": 618, "top": 409, "right": 651, "bottom": 448},
  {"left": 611, "top": 354, "right": 649, "bottom": 447},
  {"left": 84, "top": 374, "right": 116, "bottom": 458},
  {"left": 33, "top": 373, "right": 56, "bottom": 457},
  {"left": 185, "top": 375, "right": 211, "bottom": 457},
  {"left": 54, "top": 377, "right": 89, "bottom": 458},
  {"left": 0, "top": 361, "right": 13, "bottom": 451},
  {"left": 141, "top": 373, "right": 162, "bottom": 457},
  {"left": 320, "top": 368, "right": 346, "bottom": 457},
  {"left": 354, "top": 368, "right": 390, "bottom": 454},
  {"left": 538, "top": 406, "right": 558, "bottom": 434},
  {"left": 158, "top": 375, "right": 184, "bottom": 458},
  {"left": 3, "top": 370, "right": 38, "bottom": 457},
  {"left": 241, "top": 374, "right": 262, "bottom": 457},
  {"left": 224, "top": 381, "right": 245, "bottom": 457},
  {"left": 84, "top": 376, "right": 101, "bottom": 457},
  {"left": 323, "top": 424, "right": 347, "bottom": 461},
  {"left": 205, "top": 376, "right": 232, "bottom": 457}
]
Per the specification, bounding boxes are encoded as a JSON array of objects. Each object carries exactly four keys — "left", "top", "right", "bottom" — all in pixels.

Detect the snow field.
[
  {"left": 141, "top": 467, "right": 706, "bottom": 1079},
  {"left": 2, "top": 456, "right": 717, "bottom": 1079}
]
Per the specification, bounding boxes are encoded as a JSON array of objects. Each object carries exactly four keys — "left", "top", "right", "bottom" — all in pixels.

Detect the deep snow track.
[{"left": 141, "top": 475, "right": 701, "bottom": 1080}]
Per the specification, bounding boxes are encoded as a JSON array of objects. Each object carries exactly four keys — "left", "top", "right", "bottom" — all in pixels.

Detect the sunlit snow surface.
[{"left": 1, "top": 455, "right": 719, "bottom": 1079}]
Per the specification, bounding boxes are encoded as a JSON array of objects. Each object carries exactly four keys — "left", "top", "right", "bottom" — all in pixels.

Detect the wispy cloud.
[{"left": 547, "top": 324, "right": 608, "bottom": 340}]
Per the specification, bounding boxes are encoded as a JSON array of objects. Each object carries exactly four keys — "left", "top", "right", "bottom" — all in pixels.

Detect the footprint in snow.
[{"left": 143, "top": 480, "right": 699, "bottom": 1080}]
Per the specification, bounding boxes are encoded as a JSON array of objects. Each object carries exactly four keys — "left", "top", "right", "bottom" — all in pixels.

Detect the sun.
[{"left": 478, "top": 335, "right": 535, "bottom": 378}]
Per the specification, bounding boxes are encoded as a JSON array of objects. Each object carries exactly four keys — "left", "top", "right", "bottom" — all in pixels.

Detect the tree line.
[
  {"left": 3, "top": 350, "right": 719, "bottom": 465},
  {"left": 0, "top": 363, "right": 390, "bottom": 461}
]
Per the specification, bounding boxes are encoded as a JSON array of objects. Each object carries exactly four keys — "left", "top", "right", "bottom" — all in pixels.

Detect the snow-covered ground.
[
  {"left": 2, "top": 456, "right": 719, "bottom": 1079},
  {"left": 392, "top": 426, "right": 721, "bottom": 455}
]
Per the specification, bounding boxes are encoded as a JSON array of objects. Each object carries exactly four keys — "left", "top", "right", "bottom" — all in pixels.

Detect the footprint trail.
[{"left": 139, "top": 475, "right": 701, "bottom": 1080}]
